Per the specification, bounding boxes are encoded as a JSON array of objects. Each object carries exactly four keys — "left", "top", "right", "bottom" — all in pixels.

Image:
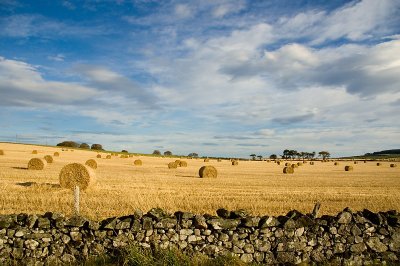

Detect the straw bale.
[
  {"left": 199, "top": 166, "right": 217, "bottom": 178},
  {"left": 134, "top": 159, "right": 142, "bottom": 166},
  {"left": 85, "top": 159, "right": 98, "bottom": 169},
  {"left": 28, "top": 158, "right": 47, "bottom": 170},
  {"left": 59, "top": 163, "right": 96, "bottom": 191},
  {"left": 43, "top": 155, "right": 53, "bottom": 163}
]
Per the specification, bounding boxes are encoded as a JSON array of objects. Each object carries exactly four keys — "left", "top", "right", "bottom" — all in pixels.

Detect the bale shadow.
[
  {"left": 17, "top": 182, "right": 37, "bottom": 187},
  {"left": 175, "top": 175, "right": 198, "bottom": 178},
  {"left": 12, "top": 167, "right": 28, "bottom": 170},
  {"left": 16, "top": 182, "right": 61, "bottom": 188}
]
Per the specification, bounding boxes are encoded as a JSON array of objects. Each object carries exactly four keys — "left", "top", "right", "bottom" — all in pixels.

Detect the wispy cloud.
[
  {"left": 73, "top": 64, "right": 159, "bottom": 109},
  {"left": 47, "top": 54, "right": 65, "bottom": 62},
  {"left": 272, "top": 113, "right": 315, "bottom": 125},
  {"left": 0, "top": 14, "right": 111, "bottom": 38},
  {"left": 0, "top": 56, "right": 98, "bottom": 107}
]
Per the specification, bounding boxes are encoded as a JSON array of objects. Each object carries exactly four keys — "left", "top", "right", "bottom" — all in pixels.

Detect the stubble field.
[{"left": 0, "top": 143, "right": 399, "bottom": 220}]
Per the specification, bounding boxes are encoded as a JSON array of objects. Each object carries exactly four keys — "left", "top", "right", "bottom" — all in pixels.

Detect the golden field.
[{"left": 0, "top": 142, "right": 399, "bottom": 220}]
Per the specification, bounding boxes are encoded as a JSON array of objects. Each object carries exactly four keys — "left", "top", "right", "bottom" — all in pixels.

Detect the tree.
[
  {"left": 57, "top": 141, "right": 79, "bottom": 148},
  {"left": 79, "top": 143, "right": 90, "bottom": 149},
  {"left": 249, "top": 154, "right": 256, "bottom": 160},
  {"left": 164, "top": 151, "right": 172, "bottom": 156},
  {"left": 289, "top": 150, "right": 298, "bottom": 159},
  {"left": 121, "top": 150, "right": 128, "bottom": 153},
  {"left": 91, "top": 144, "right": 103, "bottom": 150},
  {"left": 282, "top": 149, "right": 290, "bottom": 159},
  {"left": 153, "top": 150, "right": 161, "bottom": 155},
  {"left": 188, "top": 152, "right": 199, "bottom": 158},
  {"left": 318, "top": 151, "right": 331, "bottom": 160},
  {"left": 257, "top": 155, "right": 263, "bottom": 161},
  {"left": 270, "top": 154, "right": 277, "bottom": 160},
  {"left": 283, "top": 149, "right": 298, "bottom": 160}
]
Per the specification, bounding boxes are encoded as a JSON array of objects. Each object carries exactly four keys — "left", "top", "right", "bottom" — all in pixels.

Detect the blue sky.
[{"left": 0, "top": 0, "right": 399, "bottom": 157}]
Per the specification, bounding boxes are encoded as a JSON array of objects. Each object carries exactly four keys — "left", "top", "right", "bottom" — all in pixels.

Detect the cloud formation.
[{"left": 0, "top": 0, "right": 399, "bottom": 157}]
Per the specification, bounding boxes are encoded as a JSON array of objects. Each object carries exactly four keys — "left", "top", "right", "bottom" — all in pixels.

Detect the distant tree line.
[
  {"left": 152, "top": 150, "right": 174, "bottom": 156},
  {"left": 56, "top": 141, "right": 104, "bottom": 150},
  {"left": 281, "top": 150, "right": 330, "bottom": 160},
  {"left": 247, "top": 150, "right": 331, "bottom": 160}
]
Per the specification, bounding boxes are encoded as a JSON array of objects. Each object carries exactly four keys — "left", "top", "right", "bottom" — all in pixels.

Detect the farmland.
[{"left": 0, "top": 142, "right": 399, "bottom": 220}]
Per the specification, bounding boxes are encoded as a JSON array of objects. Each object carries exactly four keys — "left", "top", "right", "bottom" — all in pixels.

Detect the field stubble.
[{"left": 0, "top": 143, "right": 399, "bottom": 220}]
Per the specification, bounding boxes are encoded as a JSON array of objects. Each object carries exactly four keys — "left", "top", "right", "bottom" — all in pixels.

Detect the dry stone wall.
[{"left": 0, "top": 208, "right": 399, "bottom": 265}]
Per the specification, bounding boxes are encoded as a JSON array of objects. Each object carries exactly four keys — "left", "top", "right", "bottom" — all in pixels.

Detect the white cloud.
[
  {"left": 313, "top": 0, "right": 399, "bottom": 43},
  {"left": 212, "top": 1, "right": 246, "bottom": 18},
  {"left": 79, "top": 108, "right": 138, "bottom": 126},
  {"left": 0, "top": 56, "right": 98, "bottom": 107},
  {"left": 0, "top": 56, "right": 155, "bottom": 127},
  {"left": 73, "top": 64, "right": 159, "bottom": 108},
  {"left": 256, "top": 129, "right": 275, "bottom": 137},
  {"left": 47, "top": 54, "right": 65, "bottom": 62},
  {"left": 221, "top": 40, "right": 400, "bottom": 96},
  {"left": 0, "top": 14, "right": 111, "bottom": 38},
  {"left": 174, "top": 4, "right": 192, "bottom": 19},
  {"left": 275, "top": 0, "right": 400, "bottom": 44}
]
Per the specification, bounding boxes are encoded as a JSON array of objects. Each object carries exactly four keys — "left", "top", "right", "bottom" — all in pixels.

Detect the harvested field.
[{"left": 0, "top": 143, "right": 399, "bottom": 220}]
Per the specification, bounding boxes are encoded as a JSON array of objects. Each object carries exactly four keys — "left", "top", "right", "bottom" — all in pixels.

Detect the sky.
[{"left": 0, "top": 0, "right": 399, "bottom": 158}]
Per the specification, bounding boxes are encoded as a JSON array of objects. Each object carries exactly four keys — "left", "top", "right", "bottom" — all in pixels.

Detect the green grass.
[{"left": 81, "top": 244, "right": 251, "bottom": 266}]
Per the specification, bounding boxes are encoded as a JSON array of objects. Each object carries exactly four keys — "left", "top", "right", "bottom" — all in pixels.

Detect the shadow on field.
[
  {"left": 16, "top": 182, "right": 61, "bottom": 188},
  {"left": 176, "top": 175, "right": 198, "bottom": 178},
  {"left": 12, "top": 167, "right": 28, "bottom": 170}
]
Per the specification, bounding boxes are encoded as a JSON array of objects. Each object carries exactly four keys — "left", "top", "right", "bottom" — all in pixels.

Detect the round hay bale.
[
  {"left": 297, "top": 162, "right": 303, "bottom": 166},
  {"left": 345, "top": 166, "right": 353, "bottom": 171},
  {"left": 310, "top": 162, "right": 314, "bottom": 165},
  {"left": 199, "top": 166, "right": 217, "bottom": 178},
  {"left": 28, "top": 158, "right": 47, "bottom": 170},
  {"left": 53, "top": 152, "right": 59, "bottom": 157},
  {"left": 168, "top": 162, "right": 178, "bottom": 169},
  {"left": 32, "top": 150, "right": 38, "bottom": 154},
  {"left": 376, "top": 162, "right": 381, "bottom": 166},
  {"left": 204, "top": 158, "right": 209, "bottom": 162},
  {"left": 285, "top": 162, "right": 290, "bottom": 166},
  {"left": 97, "top": 154, "right": 101, "bottom": 158},
  {"left": 59, "top": 163, "right": 96, "bottom": 191},
  {"left": 0, "top": 150, "right": 4, "bottom": 155},
  {"left": 390, "top": 164, "right": 397, "bottom": 168},
  {"left": 217, "top": 159, "right": 222, "bottom": 162},
  {"left": 134, "top": 159, "right": 142, "bottom": 166},
  {"left": 291, "top": 164, "right": 298, "bottom": 168},
  {"left": 334, "top": 162, "right": 339, "bottom": 166},
  {"left": 232, "top": 160, "right": 238, "bottom": 166},
  {"left": 106, "top": 155, "right": 111, "bottom": 159},
  {"left": 283, "top": 167, "right": 294, "bottom": 174},
  {"left": 85, "top": 159, "right": 98, "bottom": 169},
  {"left": 43, "top": 155, "right": 53, "bottom": 163},
  {"left": 179, "top": 160, "right": 188, "bottom": 167},
  {"left": 354, "top": 161, "right": 358, "bottom": 164},
  {"left": 277, "top": 161, "right": 281, "bottom": 165}
]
